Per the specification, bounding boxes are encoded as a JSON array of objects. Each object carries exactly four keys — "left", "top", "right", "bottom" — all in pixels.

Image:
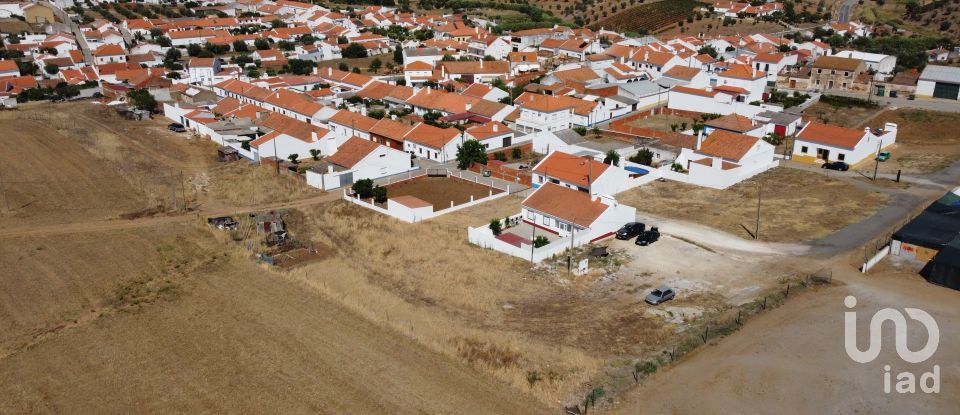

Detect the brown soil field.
[
  {"left": 617, "top": 167, "right": 890, "bottom": 242},
  {"left": 0, "top": 223, "right": 550, "bottom": 413},
  {"left": 659, "top": 16, "right": 786, "bottom": 37},
  {"left": 380, "top": 176, "right": 504, "bottom": 208},
  {"left": 626, "top": 113, "right": 696, "bottom": 132},
  {"left": 869, "top": 109, "right": 960, "bottom": 174},
  {"left": 804, "top": 100, "right": 887, "bottom": 129}
]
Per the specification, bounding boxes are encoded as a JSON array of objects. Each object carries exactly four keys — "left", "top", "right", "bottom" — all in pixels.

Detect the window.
[
  {"left": 537, "top": 175, "right": 544, "bottom": 183},
  {"left": 542, "top": 216, "right": 550, "bottom": 226},
  {"left": 844, "top": 71, "right": 849, "bottom": 77},
  {"left": 838, "top": 153, "right": 845, "bottom": 161},
  {"left": 801, "top": 146, "right": 808, "bottom": 154},
  {"left": 527, "top": 210, "right": 535, "bottom": 220}
]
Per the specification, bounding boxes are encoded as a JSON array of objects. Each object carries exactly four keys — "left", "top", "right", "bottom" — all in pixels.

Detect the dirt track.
[{"left": 613, "top": 263, "right": 960, "bottom": 414}]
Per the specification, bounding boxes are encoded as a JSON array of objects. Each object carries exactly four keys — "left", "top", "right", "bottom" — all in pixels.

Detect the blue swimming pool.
[{"left": 624, "top": 166, "right": 649, "bottom": 175}]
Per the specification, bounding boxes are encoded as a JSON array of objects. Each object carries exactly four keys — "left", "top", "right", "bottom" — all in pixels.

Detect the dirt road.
[{"left": 613, "top": 264, "right": 960, "bottom": 414}]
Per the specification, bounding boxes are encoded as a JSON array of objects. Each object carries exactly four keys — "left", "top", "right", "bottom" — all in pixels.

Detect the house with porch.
[{"left": 792, "top": 122, "right": 898, "bottom": 165}]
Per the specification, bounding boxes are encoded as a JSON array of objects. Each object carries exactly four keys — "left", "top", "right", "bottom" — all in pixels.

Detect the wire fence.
[{"left": 628, "top": 269, "right": 834, "bottom": 382}]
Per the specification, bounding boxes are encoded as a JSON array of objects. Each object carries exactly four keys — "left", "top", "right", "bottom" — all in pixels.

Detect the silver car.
[{"left": 645, "top": 286, "right": 675, "bottom": 305}]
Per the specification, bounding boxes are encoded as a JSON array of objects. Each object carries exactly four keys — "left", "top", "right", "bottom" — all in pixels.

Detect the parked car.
[
  {"left": 645, "top": 286, "right": 676, "bottom": 305},
  {"left": 635, "top": 227, "right": 660, "bottom": 246},
  {"left": 876, "top": 152, "right": 891, "bottom": 162},
  {"left": 168, "top": 123, "right": 187, "bottom": 133},
  {"left": 821, "top": 161, "right": 849, "bottom": 171},
  {"left": 616, "top": 222, "right": 645, "bottom": 240}
]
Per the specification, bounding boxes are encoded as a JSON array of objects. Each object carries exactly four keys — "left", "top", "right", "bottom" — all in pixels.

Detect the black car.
[
  {"left": 635, "top": 227, "right": 660, "bottom": 246},
  {"left": 821, "top": 161, "right": 849, "bottom": 171},
  {"left": 168, "top": 123, "right": 187, "bottom": 133},
  {"left": 615, "top": 222, "right": 645, "bottom": 240}
]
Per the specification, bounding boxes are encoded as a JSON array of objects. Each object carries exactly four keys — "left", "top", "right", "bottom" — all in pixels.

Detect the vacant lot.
[
  {"left": 617, "top": 167, "right": 889, "bottom": 242},
  {"left": 379, "top": 176, "right": 503, "bottom": 209},
  {"left": 625, "top": 113, "right": 694, "bottom": 132},
  {"left": 869, "top": 109, "right": 960, "bottom": 174},
  {"left": 804, "top": 100, "right": 886, "bottom": 129}
]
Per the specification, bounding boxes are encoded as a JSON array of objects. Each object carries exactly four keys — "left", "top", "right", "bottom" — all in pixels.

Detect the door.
[
  {"left": 789, "top": 79, "right": 796, "bottom": 88},
  {"left": 875, "top": 85, "right": 885, "bottom": 97},
  {"left": 817, "top": 148, "right": 830, "bottom": 160},
  {"left": 340, "top": 171, "right": 353, "bottom": 187},
  {"left": 933, "top": 82, "right": 960, "bottom": 100},
  {"left": 774, "top": 124, "right": 786, "bottom": 135}
]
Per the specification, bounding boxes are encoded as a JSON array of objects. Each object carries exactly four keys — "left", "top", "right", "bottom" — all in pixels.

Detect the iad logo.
[{"left": 843, "top": 295, "right": 941, "bottom": 394}]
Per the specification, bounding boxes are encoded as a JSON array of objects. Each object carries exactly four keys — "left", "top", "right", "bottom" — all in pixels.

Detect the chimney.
[
  {"left": 492, "top": 123, "right": 498, "bottom": 132},
  {"left": 311, "top": 131, "right": 318, "bottom": 142},
  {"left": 644, "top": 51, "right": 649, "bottom": 61},
  {"left": 480, "top": 60, "right": 484, "bottom": 69},
  {"left": 465, "top": 103, "right": 472, "bottom": 111},
  {"left": 328, "top": 67, "right": 333, "bottom": 76},
  {"left": 327, "top": 165, "right": 334, "bottom": 173},
  {"left": 696, "top": 129, "right": 704, "bottom": 150}
]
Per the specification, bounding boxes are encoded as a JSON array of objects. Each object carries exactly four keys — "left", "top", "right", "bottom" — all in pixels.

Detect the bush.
[
  {"left": 629, "top": 148, "right": 653, "bottom": 165},
  {"left": 533, "top": 235, "right": 549, "bottom": 248},
  {"left": 352, "top": 178, "right": 374, "bottom": 198},
  {"left": 489, "top": 219, "right": 502, "bottom": 235},
  {"left": 494, "top": 151, "right": 507, "bottom": 161},
  {"left": 456, "top": 139, "right": 488, "bottom": 169},
  {"left": 371, "top": 185, "right": 387, "bottom": 203},
  {"left": 511, "top": 147, "right": 522, "bottom": 159},
  {"left": 573, "top": 126, "right": 587, "bottom": 136},
  {"left": 819, "top": 94, "right": 879, "bottom": 109}
]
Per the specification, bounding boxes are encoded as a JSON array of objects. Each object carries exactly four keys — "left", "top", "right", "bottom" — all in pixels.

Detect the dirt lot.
[
  {"left": 868, "top": 109, "right": 960, "bottom": 174},
  {"left": 617, "top": 167, "right": 890, "bottom": 242},
  {"left": 613, "top": 260, "right": 960, "bottom": 414},
  {"left": 804, "top": 100, "right": 887, "bottom": 129},
  {"left": 379, "top": 175, "right": 504, "bottom": 209},
  {"left": 625, "top": 113, "right": 695, "bottom": 132}
]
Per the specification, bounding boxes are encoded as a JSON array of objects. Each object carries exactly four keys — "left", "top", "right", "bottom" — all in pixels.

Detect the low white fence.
[
  {"left": 862, "top": 244, "right": 891, "bottom": 273},
  {"left": 341, "top": 177, "right": 512, "bottom": 223},
  {"left": 467, "top": 223, "right": 592, "bottom": 263}
]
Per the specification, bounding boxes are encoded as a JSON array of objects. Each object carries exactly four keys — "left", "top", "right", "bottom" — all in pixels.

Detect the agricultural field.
[
  {"left": 857, "top": 0, "right": 960, "bottom": 39},
  {"left": 616, "top": 167, "right": 890, "bottom": 242},
  {"left": 658, "top": 16, "right": 786, "bottom": 36},
  {"left": 589, "top": 0, "right": 703, "bottom": 34}
]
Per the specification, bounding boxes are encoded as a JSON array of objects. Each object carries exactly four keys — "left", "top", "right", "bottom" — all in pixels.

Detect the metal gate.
[
  {"left": 933, "top": 82, "right": 960, "bottom": 100},
  {"left": 340, "top": 171, "right": 354, "bottom": 186}
]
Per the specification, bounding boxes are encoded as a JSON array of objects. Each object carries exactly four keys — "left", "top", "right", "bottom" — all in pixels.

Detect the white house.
[
  {"left": 92, "top": 44, "right": 126, "bottom": 65},
  {"left": 402, "top": 123, "right": 462, "bottom": 162},
  {"left": 521, "top": 182, "right": 636, "bottom": 240},
  {"left": 831, "top": 50, "right": 896, "bottom": 78},
  {"left": 250, "top": 122, "right": 331, "bottom": 162},
  {"left": 306, "top": 136, "right": 413, "bottom": 190},
  {"left": 514, "top": 92, "right": 574, "bottom": 134},
  {"left": 793, "top": 122, "right": 898, "bottom": 165},
  {"left": 464, "top": 121, "right": 515, "bottom": 151},
  {"left": 187, "top": 58, "right": 221, "bottom": 86},
  {"left": 675, "top": 129, "right": 778, "bottom": 189},
  {"left": 531, "top": 151, "right": 631, "bottom": 196}
]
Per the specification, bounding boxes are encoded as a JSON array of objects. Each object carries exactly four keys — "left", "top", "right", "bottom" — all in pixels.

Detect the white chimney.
[
  {"left": 480, "top": 60, "right": 484, "bottom": 69},
  {"left": 328, "top": 67, "right": 333, "bottom": 76},
  {"left": 465, "top": 103, "right": 472, "bottom": 111},
  {"left": 311, "top": 131, "right": 318, "bottom": 142},
  {"left": 696, "top": 129, "right": 704, "bottom": 150},
  {"left": 492, "top": 123, "right": 498, "bottom": 132},
  {"left": 327, "top": 165, "right": 334, "bottom": 173}
]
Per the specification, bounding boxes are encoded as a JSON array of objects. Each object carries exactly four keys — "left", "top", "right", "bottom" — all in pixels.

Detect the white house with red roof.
[
  {"left": 306, "top": 136, "right": 414, "bottom": 190},
  {"left": 792, "top": 122, "right": 898, "bottom": 165},
  {"left": 402, "top": 123, "right": 462, "bottom": 162},
  {"left": 668, "top": 129, "right": 778, "bottom": 189},
  {"left": 93, "top": 44, "right": 126, "bottom": 65},
  {"left": 520, "top": 182, "right": 636, "bottom": 239},
  {"left": 531, "top": 151, "right": 633, "bottom": 196}
]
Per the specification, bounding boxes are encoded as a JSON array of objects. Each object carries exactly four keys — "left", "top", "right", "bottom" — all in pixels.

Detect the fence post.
[
  {"left": 785, "top": 283, "right": 790, "bottom": 298},
  {"left": 762, "top": 296, "right": 767, "bottom": 310},
  {"left": 702, "top": 324, "right": 710, "bottom": 343},
  {"left": 736, "top": 309, "right": 742, "bottom": 326}
]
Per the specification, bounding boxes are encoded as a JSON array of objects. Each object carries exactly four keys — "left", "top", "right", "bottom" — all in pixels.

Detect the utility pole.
[
  {"left": 755, "top": 181, "right": 762, "bottom": 241},
  {"left": 0, "top": 169, "right": 9, "bottom": 213},
  {"left": 530, "top": 223, "right": 536, "bottom": 263},
  {"left": 872, "top": 139, "right": 882, "bottom": 181},
  {"left": 273, "top": 136, "right": 279, "bottom": 175},
  {"left": 568, "top": 226, "right": 575, "bottom": 274}
]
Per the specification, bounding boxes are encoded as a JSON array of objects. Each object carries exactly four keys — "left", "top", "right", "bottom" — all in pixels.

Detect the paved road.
[
  {"left": 824, "top": 89, "right": 960, "bottom": 113},
  {"left": 838, "top": 0, "right": 858, "bottom": 23}
]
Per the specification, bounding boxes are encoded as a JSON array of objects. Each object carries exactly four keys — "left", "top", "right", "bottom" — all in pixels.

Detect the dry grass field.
[
  {"left": 377, "top": 176, "right": 503, "bottom": 208},
  {"left": 803, "top": 100, "right": 886, "bottom": 129},
  {"left": 617, "top": 167, "right": 890, "bottom": 242},
  {"left": 868, "top": 109, "right": 960, "bottom": 174}
]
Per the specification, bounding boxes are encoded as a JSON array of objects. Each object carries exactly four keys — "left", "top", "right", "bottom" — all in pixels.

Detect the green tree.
[
  {"left": 368, "top": 57, "right": 382, "bottom": 73},
  {"left": 43, "top": 63, "right": 59, "bottom": 75},
  {"left": 511, "top": 147, "right": 522, "bottom": 159},
  {"left": 254, "top": 38, "right": 270, "bottom": 50},
  {"left": 338, "top": 62, "right": 349, "bottom": 71},
  {"left": 455, "top": 139, "right": 488, "bottom": 169},
  {"left": 629, "top": 148, "right": 653, "bottom": 165},
  {"left": 393, "top": 44, "right": 403, "bottom": 64},
  {"left": 232, "top": 40, "right": 248, "bottom": 52},
  {"left": 309, "top": 149, "right": 321, "bottom": 160},
  {"left": 352, "top": 178, "right": 374, "bottom": 198},
  {"left": 489, "top": 218, "right": 502, "bottom": 235},
  {"left": 342, "top": 43, "right": 368, "bottom": 58},
  {"left": 603, "top": 150, "right": 620, "bottom": 166},
  {"left": 371, "top": 185, "right": 387, "bottom": 203},
  {"left": 126, "top": 89, "right": 157, "bottom": 112}
]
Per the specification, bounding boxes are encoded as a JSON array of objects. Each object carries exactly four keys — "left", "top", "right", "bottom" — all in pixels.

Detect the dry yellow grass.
[
  {"left": 206, "top": 162, "right": 321, "bottom": 207},
  {"left": 618, "top": 167, "right": 889, "bottom": 242}
]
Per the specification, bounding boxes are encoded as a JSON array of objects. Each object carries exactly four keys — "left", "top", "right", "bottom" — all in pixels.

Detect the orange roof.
[
  {"left": 663, "top": 65, "right": 701, "bottom": 80},
  {"left": 522, "top": 183, "right": 609, "bottom": 228},
  {"left": 515, "top": 92, "right": 573, "bottom": 113},
  {"left": 404, "top": 60, "right": 433, "bottom": 71},
  {"left": 671, "top": 86, "right": 718, "bottom": 97},
  {"left": 718, "top": 63, "right": 765, "bottom": 80},
  {"left": 329, "top": 109, "right": 379, "bottom": 132},
  {"left": 797, "top": 122, "right": 865, "bottom": 149},
  {"left": 465, "top": 121, "right": 511, "bottom": 140},
  {"left": 697, "top": 130, "right": 759, "bottom": 162},
  {"left": 370, "top": 118, "right": 414, "bottom": 141},
  {"left": 706, "top": 113, "right": 756, "bottom": 132},
  {"left": 533, "top": 151, "right": 610, "bottom": 188},
  {"left": 404, "top": 123, "right": 459, "bottom": 149},
  {"left": 93, "top": 43, "right": 124, "bottom": 57},
  {"left": 0, "top": 60, "right": 18, "bottom": 72},
  {"left": 326, "top": 136, "right": 380, "bottom": 168}
]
